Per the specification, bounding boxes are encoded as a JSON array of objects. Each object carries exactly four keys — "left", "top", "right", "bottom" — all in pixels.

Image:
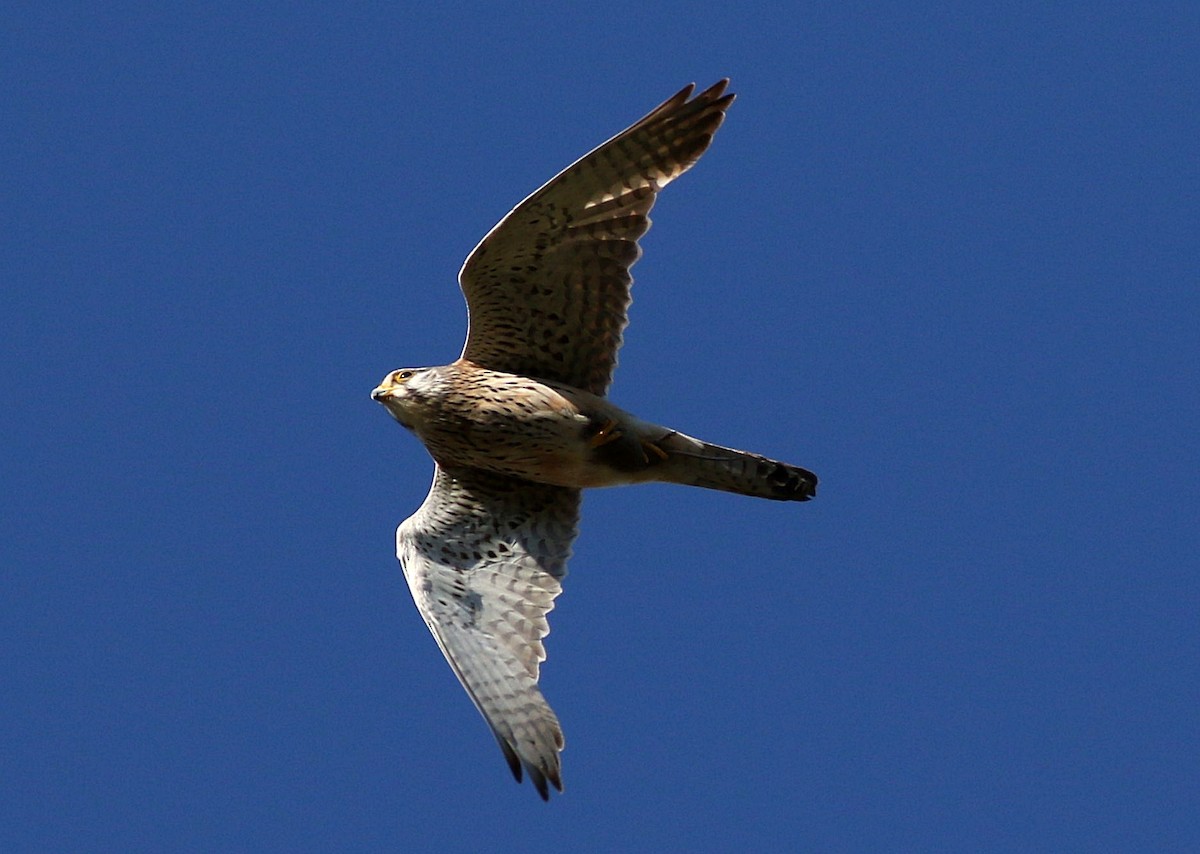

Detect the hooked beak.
[{"left": 371, "top": 382, "right": 393, "bottom": 402}]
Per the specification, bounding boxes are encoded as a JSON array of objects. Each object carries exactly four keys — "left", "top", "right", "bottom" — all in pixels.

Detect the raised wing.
[
  {"left": 396, "top": 466, "right": 581, "bottom": 799},
  {"left": 458, "top": 80, "right": 735, "bottom": 396}
]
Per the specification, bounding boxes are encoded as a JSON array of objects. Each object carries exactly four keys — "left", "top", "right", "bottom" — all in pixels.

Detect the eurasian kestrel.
[{"left": 372, "top": 80, "right": 817, "bottom": 799}]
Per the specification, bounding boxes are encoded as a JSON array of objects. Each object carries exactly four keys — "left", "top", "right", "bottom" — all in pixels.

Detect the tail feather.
[{"left": 654, "top": 432, "right": 817, "bottom": 502}]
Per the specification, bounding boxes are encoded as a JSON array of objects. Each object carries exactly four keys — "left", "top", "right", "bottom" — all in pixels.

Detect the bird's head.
[{"left": 371, "top": 367, "right": 437, "bottom": 430}]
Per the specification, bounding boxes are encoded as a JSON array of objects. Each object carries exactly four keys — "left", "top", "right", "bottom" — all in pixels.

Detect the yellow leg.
[
  {"left": 588, "top": 419, "right": 624, "bottom": 449},
  {"left": 641, "top": 440, "right": 670, "bottom": 462}
]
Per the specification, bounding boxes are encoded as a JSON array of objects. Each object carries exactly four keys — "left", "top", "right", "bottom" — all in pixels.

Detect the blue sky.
[{"left": 4, "top": 2, "right": 1198, "bottom": 851}]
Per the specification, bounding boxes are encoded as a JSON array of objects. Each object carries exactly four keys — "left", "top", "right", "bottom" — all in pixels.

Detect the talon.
[
  {"left": 588, "top": 418, "right": 624, "bottom": 449},
  {"left": 642, "top": 440, "right": 669, "bottom": 462}
]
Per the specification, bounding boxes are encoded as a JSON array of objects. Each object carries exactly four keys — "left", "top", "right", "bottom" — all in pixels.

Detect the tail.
[{"left": 651, "top": 431, "right": 817, "bottom": 502}]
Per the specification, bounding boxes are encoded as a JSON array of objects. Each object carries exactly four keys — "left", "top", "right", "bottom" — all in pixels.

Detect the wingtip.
[
  {"left": 498, "top": 735, "right": 565, "bottom": 800},
  {"left": 532, "top": 766, "right": 563, "bottom": 802},
  {"left": 531, "top": 769, "right": 551, "bottom": 801},
  {"left": 499, "top": 739, "right": 524, "bottom": 784},
  {"left": 521, "top": 760, "right": 563, "bottom": 801},
  {"left": 675, "top": 78, "right": 730, "bottom": 98},
  {"left": 701, "top": 78, "right": 730, "bottom": 96},
  {"left": 673, "top": 81, "right": 697, "bottom": 100},
  {"left": 663, "top": 78, "right": 733, "bottom": 115}
]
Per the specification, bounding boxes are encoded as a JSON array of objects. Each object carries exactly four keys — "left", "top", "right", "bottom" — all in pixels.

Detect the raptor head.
[{"left": 371, "top": 367, "right": 437, "bottom": 431}]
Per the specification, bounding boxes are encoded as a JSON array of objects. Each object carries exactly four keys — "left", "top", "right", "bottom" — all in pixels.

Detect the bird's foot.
[
  {"left": 587, "top": 418, "right": 624, "bottom": 448},
  {"left": 641, "top": 440, "right": 669, "bottom": 462}
]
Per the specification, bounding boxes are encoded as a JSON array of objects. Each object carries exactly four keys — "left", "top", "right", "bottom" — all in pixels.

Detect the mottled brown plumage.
[
  {"left": 372, "top": 81, "right": 817, "bottom": 800},
  {"left": 458, "top": 80, "right": 734, "bottom": 395}
]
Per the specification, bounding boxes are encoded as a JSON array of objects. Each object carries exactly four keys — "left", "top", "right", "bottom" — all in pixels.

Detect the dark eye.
[{"left": 398, "top": 370, "right": 414, "bottom": 380}]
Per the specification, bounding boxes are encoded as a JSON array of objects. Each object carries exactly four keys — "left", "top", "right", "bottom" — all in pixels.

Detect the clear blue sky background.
[{"left": 4, "top": 3, "right": 1197, "bottom": 851}]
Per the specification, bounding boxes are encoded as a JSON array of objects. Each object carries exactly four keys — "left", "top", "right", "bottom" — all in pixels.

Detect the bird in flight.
[{"left": 372, "top": 80, "right": 817, "bottom": 799}]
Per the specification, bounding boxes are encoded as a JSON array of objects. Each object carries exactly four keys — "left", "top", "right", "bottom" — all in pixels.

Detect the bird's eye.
[{"left": 398, "top": 370, "right": 414, "bottom": 380}]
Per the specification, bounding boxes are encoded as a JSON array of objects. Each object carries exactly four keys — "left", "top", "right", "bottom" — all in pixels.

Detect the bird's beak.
[{"left": 371, "top": 383, "right": 392, "bottom": 402}]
